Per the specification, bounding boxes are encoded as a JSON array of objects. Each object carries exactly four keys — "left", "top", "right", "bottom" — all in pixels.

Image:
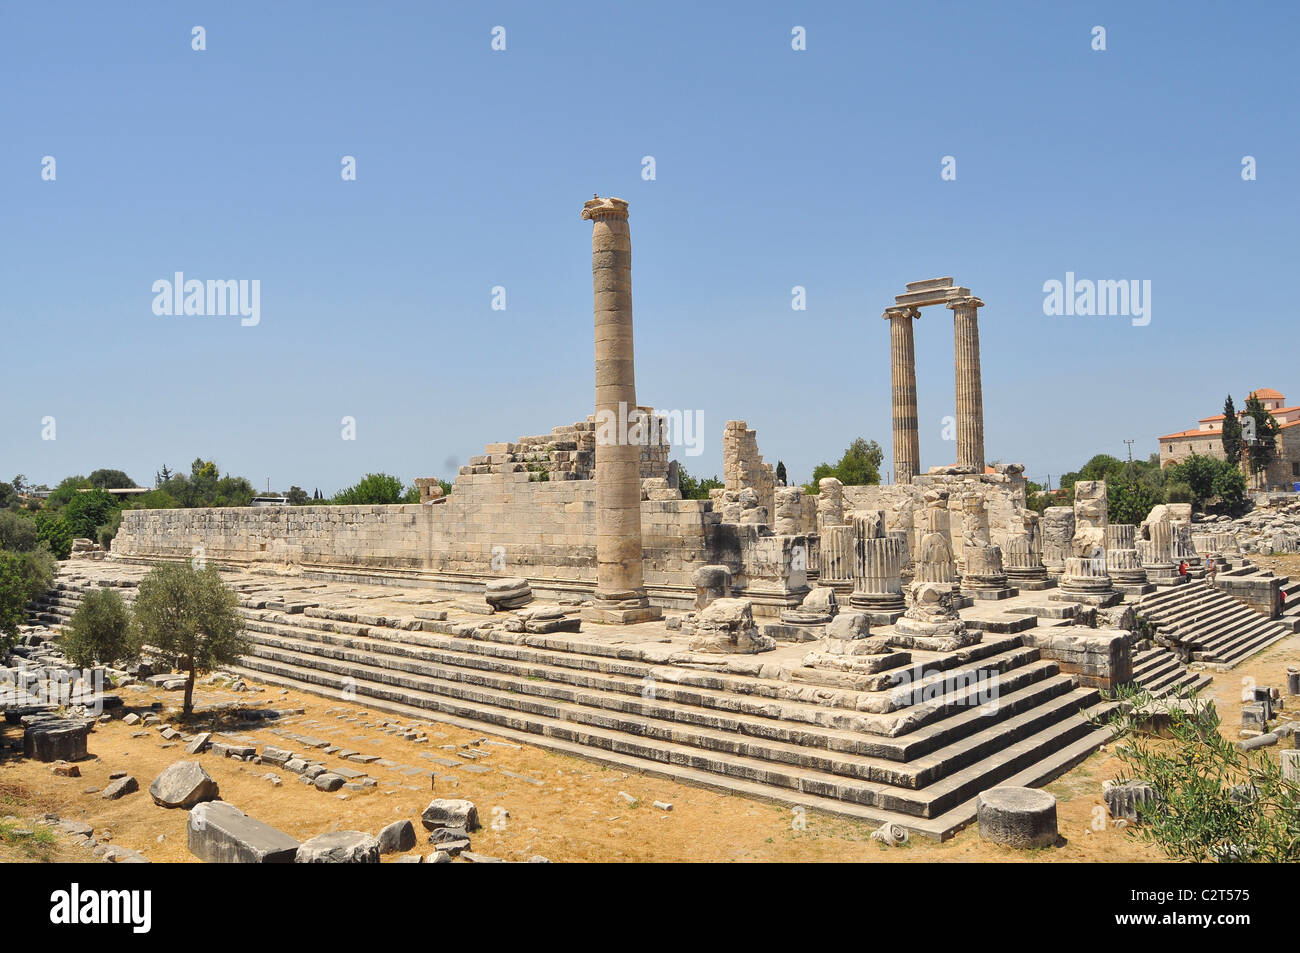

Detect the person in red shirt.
[{"left": 1178, "top": 560, "right": 1188, "bottom": 578}]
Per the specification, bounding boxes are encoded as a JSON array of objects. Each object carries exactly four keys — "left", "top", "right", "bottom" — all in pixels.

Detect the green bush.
[
  {"left": 0, "top": 547, "right": 56, "bottom": 650},
  {"left": 34, "top": 511, "right": 74, "bottom": 560},
  {"left": 678, "top": 465, "right": 723, "bottom": 500},
  {"left": 62, "top": 587, "right": 135, "bottom": 668},
  {"left": 332, "top": 473, "right": 406, "bottom": 505},
  {"left": 97, "top": 509, "right": 123, "bottom": 550},
  {"left": 808, "top": 438, "right": 884, "bottom": 489},
  {"left": 1109, "top": 477, "right": 1166, "bottom": 526},
  {"left": 0, "top": 511, "right": 38, "bottom": 552},
  {"left": 1100, "top": 687, "right": 1300, "bottom": 862},
  {"left": 62, "top": 488, "right": 119, "bottom": 540},
  {"left": 87, "top": 469, "right": 137, "bottom": 490}
]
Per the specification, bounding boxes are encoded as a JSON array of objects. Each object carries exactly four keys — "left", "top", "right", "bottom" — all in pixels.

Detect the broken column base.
[
  {"left": 1005, "top": 572, "right": 1055, "bottom": 591},
  {"left": 960, "top": 586, "right": 1020, "bottom": 601},
  {"left": 887, "top": 619, "right": 981, "bottom": 653},
  {"left": 847, "top": 594, "right": 905, "bottom": 625},
  {"left": 1049, "top": 589, "right": 1123, "bottom": 608}
]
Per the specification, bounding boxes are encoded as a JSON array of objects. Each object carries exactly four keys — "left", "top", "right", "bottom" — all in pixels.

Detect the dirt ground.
[{"left": 2, "top": 623, "right": 1295, "bottom": 864}]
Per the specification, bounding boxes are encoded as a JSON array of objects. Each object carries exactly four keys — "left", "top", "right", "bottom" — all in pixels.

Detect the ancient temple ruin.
[{"left": 98, "top": 196, "right": 1286, "bottom": 839}]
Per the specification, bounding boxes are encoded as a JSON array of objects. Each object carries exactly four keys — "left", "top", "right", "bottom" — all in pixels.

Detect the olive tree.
[
  {"left": 62, "top": 587, "right": 136, "bottom": 669},
  {"left": 133, "top": 563, "right": 247, "bottom": 717}
]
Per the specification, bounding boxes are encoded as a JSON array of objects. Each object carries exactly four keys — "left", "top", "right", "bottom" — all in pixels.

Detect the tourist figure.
[
  {"left": 1206, "top": 557, "right": 1217, "bottom": 585},
  {"left": 1178, "top": 559, "right": 1189, "bottom": 579}
]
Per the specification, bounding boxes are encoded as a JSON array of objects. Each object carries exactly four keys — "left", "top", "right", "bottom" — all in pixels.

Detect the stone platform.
[{"left": 25, "top": 561, "right": 1225, "bottom": 840}]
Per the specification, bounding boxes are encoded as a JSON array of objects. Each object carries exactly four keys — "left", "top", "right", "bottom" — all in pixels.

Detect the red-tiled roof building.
[{"left": 1158, "top": 388, "right": 1300, "bottom": 490}]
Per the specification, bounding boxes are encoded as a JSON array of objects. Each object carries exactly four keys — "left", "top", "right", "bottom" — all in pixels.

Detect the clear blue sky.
[{"left": 3, "top": 1, "right": 1297, "bottom": 495}]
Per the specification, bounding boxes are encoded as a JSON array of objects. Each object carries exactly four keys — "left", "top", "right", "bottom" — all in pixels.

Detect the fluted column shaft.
[
  {"left": 884, "top": 306, "right": 921, "bottom": 484},
  {"left": 819, "top": 524, "right": 856, "bottom": 588},
  {"left": 582, "top": 196, "right": 648, "bottom": 608},
  {"left": 948, "top": 296, "right": 986, "bottom": 471}
]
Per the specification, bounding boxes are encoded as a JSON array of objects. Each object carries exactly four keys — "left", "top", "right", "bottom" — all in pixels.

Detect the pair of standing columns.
[{"left": 885, "top": 296, "right": 985, "bottom": 483}]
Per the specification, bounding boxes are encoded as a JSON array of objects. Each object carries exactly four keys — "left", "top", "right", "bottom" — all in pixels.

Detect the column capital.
[
  {"left": 582, "top": 195, "right": 629, "bottom": 222},
  {"left": 882, "top": 305, "right": 921, "bottom": 321},
  {"left": 945, "top": 295, "right": 984, "bottom": 311}
]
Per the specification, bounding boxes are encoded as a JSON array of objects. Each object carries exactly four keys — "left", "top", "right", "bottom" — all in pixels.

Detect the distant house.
[{"left": 1158, "top": 387, "right": 1300, "bottom": 490}]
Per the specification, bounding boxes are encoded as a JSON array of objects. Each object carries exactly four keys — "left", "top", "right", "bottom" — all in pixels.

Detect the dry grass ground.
[
  {"left": 2, "top": 617, "right": 1295, "bottom": 863},
  {"left": 0, "top": 680, "right": 1168, "bottom": 863}
]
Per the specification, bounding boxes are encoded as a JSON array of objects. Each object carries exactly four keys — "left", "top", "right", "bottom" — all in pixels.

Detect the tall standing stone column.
[
  {"left": 947, "top": 295, "right": 986, "bottom": 472},
  {"left": 884, "top": 306, "right": 921, "bottom": 484},
  {"left": 581, "top": 196, "right": 659, "bottom": 624}
]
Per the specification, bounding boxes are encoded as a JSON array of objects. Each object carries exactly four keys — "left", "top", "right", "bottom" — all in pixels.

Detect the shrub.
[
  {"left": 34, "top": 511, "right": 74, "bottom": 560},
  {"left": 61, "top": 488, "right": 119, "bottom": 540},
  {"left": 1099, "top": 686, "right": 1300, "bottom": 862},
  {"left": 0, "top": 547, "right": 56, "bottom": 650},
  {"left": 332, "top": 473, "right": 406, "bottom": 505},
  {"left": 0, "top": 511, "right": 38, "bottom": 552},
  {"left": 62, "top": 587, "right": 135, "bottom": 668}
]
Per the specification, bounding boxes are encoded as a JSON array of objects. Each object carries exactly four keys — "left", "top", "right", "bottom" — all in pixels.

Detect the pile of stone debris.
[{"left": 1205, "top": 498, "right": 1300, "bottom": 555}]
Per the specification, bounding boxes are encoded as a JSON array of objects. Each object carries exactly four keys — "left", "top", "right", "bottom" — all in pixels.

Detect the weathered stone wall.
[
  {"left": 115, "top": 472, "right": 711, "bottom": 590},
  {"left": 723, "top": 420, "right": 775, "bottom": 520},
  {"left": 113, "top": 465, "right": 804, "bottom": 614},
  {"left": 458, "top": 411, "right": 670, "bottom": 485}
]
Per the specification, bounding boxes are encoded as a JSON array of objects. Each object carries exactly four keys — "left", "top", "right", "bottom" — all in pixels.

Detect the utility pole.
[{"left": 1123, "top": 439, "right": 1134, "bottom": 464}]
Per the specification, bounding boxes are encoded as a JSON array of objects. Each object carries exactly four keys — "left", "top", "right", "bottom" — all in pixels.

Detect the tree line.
[{"left": 0, "top": 462, "right": 453, "bottom": 559}]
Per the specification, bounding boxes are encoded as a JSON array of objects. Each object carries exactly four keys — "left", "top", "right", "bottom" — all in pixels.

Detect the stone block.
[
  {"left": 294, "top": 831, "right": 380, "bottom": 863},
  {"left": 188, "top": 801, "right": 299, "bottom": 863},
  {"left": 150, "top": 761, "right": 220, "bottom": 809},
  {"left": 23, "top": 718, "right": 91, "bottom": 762}
]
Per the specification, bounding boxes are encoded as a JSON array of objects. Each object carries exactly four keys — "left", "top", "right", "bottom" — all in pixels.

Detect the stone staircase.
[
  {"left": 30, "top": 573, "right": 1119, "bottom": 841},
  {"left": 1137, "top": 581, "right": 1293, "bottom": 667},
  {"left": 1130, "top": 645, "right": 1212, "bottom": 697},
  {"left": 1279, "top": 578, "right": 1300, "bottom": 633}
]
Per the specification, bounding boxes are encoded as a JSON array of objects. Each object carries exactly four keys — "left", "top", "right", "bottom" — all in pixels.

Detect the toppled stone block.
[
  {"left": 691, "top": 565, "right": 732, "bottom": 610},
  {"left": 23, "top": 718, "right": 91, "bottom": 762},
  {"left": 188, "top": 801, "right": 299, "bottom": 863},
  {"left": 688, "top": 599, "right": 775, "bottom": 655},
  {"left": 421, "top": 798, "right": 480, "bottom": 832},
  {"left": 780, "top": 586, "right": 837, "bottom": 625},
  {"left": 313, "top": 773, "right": 345, "bottom": 792},
  {"left": 150, "top": 761, "right": 220, "bottom": 809},
  {"left": 101, "top": 775, "right": 139, "bottom": 800},
  {"left": 260, "top": 745, "right": 294, "bottom": 766},
  {"left": 378, "top": 819, "right": 418, "bottom": 854},
  {"left": 295, "top": 831, "right": 380, "bottom": 863},
  {"left": 485, "top": 578, "right": 532, "bottom": 610},
  {"left": 825, "top": 611, "right": 870, "bottom": 641}
]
